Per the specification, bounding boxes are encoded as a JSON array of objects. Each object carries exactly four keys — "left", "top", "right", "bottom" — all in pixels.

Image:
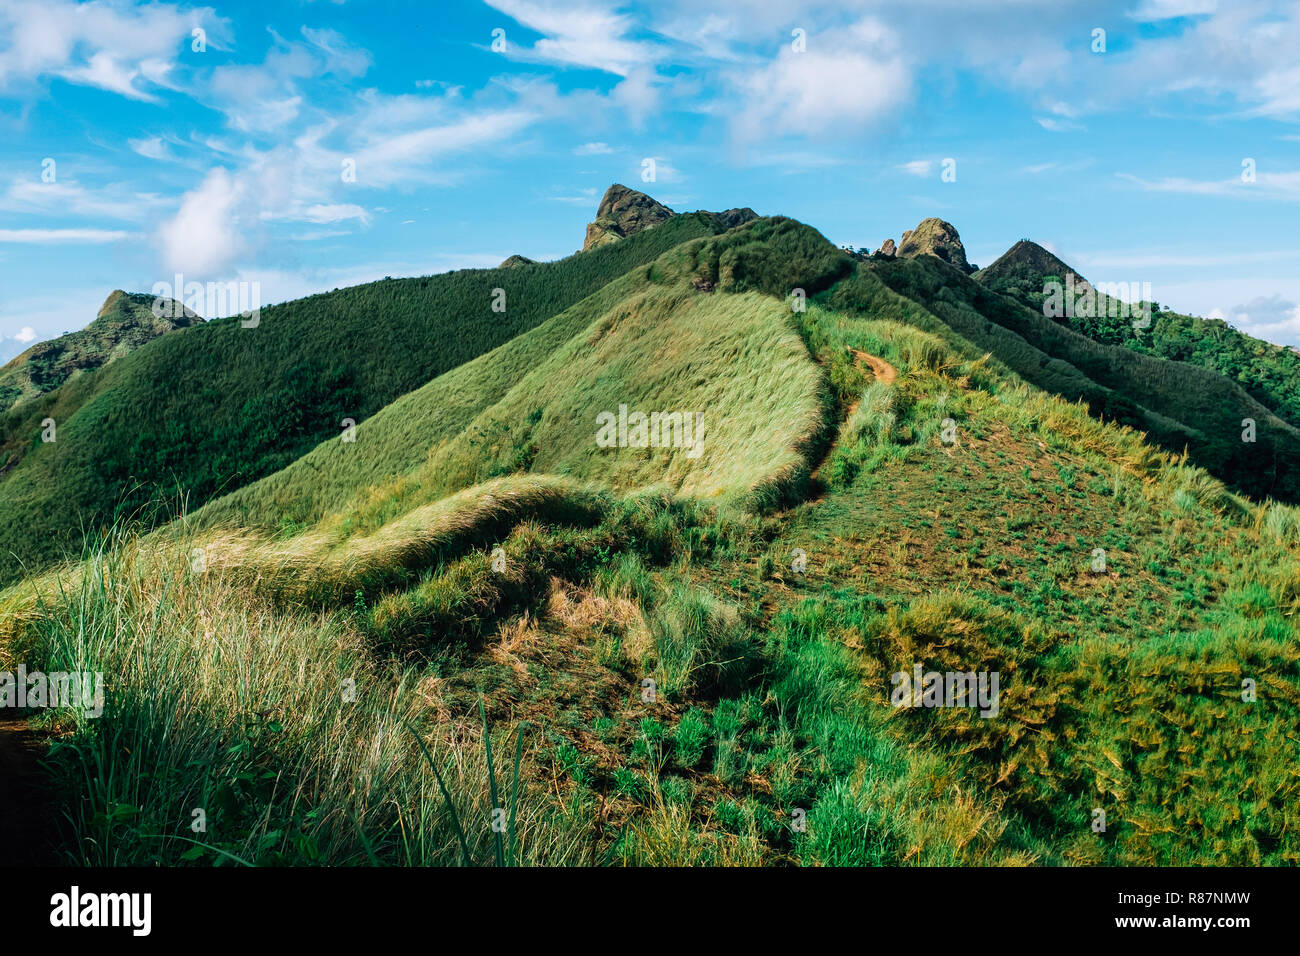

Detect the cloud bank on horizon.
[{"left": 1, "top": 0, "right": 1298, "bottom": 360}]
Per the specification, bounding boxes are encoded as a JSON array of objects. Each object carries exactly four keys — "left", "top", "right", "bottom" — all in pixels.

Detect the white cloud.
[
  {"left": 1036, "top": 116, "right": 1084, "bottom": 132},
  {"left": 129, "top": 136, "right": 174, "bottom": 161},
  {"left": 1073, "top": 247, "right": 1300, "bottom": 269},
  {"left": 0, "top": 0, "right": 225, "bottom": 101},
  {"left": 574, "top": 142, "right": 613, "bottom": 155},
  {"left": 729, "top": 20, "right": 909, "bottom": 142},
  {"left": 301, "top": 203, "right": 371, "bottom": 225},
  {"left": 0, "top": 179, "right": 171, "bottom": 222},
  {"left": 204, "top": 27, "right": 369, "bottom": 133},
  {"left": 897, "top": 160, "right": 932, "bottom": 177},
  {"left": 347, "top": 109, "right": 538, "bottom": 187},
  {"left": 0, "top": 228, "right": 132, "bottom": 243},
  {"left": 1117, "top": 169, "right": 1300, "bottom": 201},
  {"left": 157, "top": 168, "right": 245, "bottom": 275},
  {"left": 1224, "top": 294, "right": 1300, "bottom": 343},
  {"left": 548, "top": 188, "right": 600, "bottom": 204},
  {"left": 484, "top": 0, "right": 661, "bottom": 76},
  {"left": 1130, "top": 0, "right": 1218, "bottom": 20},
  {"left": 15, "top": 326, "right": 36, "bottom": 343}
]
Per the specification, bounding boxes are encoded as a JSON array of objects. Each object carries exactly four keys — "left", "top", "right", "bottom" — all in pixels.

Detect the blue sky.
[{"left": 1, "top": 0, "right": 1299, "bottom": 363}]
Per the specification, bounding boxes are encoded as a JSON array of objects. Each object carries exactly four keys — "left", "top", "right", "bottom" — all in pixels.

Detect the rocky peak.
[
  {"left": 897, "top": 218, "right": 973, "bottom": 273},
  {"left": 582, "top": 184, "right": 676, "bottom": 251}
]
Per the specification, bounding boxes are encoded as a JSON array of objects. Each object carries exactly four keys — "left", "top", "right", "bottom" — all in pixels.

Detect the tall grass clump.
[
  {"left": 650, "top": 584, "right": 756, "bottom": 699},
  {"left": 9, "top": 531, "right": 593, "bottom": 866}
]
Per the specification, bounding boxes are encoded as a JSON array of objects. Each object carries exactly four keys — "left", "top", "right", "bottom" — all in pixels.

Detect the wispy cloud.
[
  {"left": 1117, "top": 169, "right": 1300, "bottom": 201},
  {"left": 0, "top": 0, "right": 226, "bottom": 101},
  {"left": 0, "top": 228, "right": 132, "bottom": 243},
  {"left": 1074, "top": 247, "right": 1300, "bottom": 269},
  {"left": 484, "top": 0, "right": 662, "bottom": 76}
]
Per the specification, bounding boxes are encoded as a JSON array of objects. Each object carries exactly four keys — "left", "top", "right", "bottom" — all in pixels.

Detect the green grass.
[
  {"left": 850, "top": 255, "right": 1300, "bottom": 503},
  {"left": 0, "top": 213, "right": 727, "bottom": 586},
  {"left": 3, "top": 208, "right": 1298, "bottom": 867},
  {"left": 198, "top": 278, "right": 827, "bottom": 541}
]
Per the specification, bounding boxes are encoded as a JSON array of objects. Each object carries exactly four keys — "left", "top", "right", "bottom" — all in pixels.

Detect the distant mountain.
[
  {"left": 855, "top": 249, "right": 1300, "bottom": 501},
  {"left": 583, "top": 184, "right": 676, "bottom": 251},
  {"left": 0, "top": 290, "right": 200, "bottom": 412},
  {"left": 977, "top": 239, "right": 1300, "bottom": 427},
  {"left": 974, "top": 238, "right": 1085, "bottom": 291}
]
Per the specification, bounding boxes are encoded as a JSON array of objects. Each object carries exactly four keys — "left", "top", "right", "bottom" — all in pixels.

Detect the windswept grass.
[{"left": 5, "top": 532, "right": 596, "bottom": 866}]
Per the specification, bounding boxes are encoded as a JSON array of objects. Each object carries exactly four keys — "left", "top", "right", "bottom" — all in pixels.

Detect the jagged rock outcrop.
[
  {"left": 498, "top": 254, "right": 536, "bottom": 269},
  {"left": 897, "top": 218, "right": 973, "bottom": 273},
  {"left": 878, "top": 238, "right": 896, "bottom": 258},
  {"left": 582, "top": 184, "right": 676, "bottom": 251},
  {"left": 581, "top": 185, "right": 760, "bottom": 252}
]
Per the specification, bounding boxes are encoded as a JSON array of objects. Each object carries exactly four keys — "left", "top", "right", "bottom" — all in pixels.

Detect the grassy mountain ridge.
[
  {"left": 976, "top": 238, "right": 1300, "bottom": 427},
  {"left": 0, "top": 291, "right": 202, "bottom": 416},
  {"left": 2, "top": 196, "right": 1298, "bottom": 867},
  {"left": 0, "top": 212, "right": 729, "bottom": 585},
  {"left": 192, "top": 216, "right": 846, "bottom": 536},
  {"left": 850, "top": 253, "right": 1300, "bottom": 502},
  {"left": 0, "top": 291, "right": 201, "bottom": 476}
]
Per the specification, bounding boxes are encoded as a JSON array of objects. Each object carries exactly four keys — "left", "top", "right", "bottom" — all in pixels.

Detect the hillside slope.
[
  {"left": 0, "top": 211, "right": 732, "bottom": 585},
  {"left": 844, "top": 250, "right": 1300, "bottom": 502},
  {"left": 976, "top": 239, "right": 1300, "bottom": 426},
  {"left": 4, "top": 207, "right": 1297, "bottom": 868}
]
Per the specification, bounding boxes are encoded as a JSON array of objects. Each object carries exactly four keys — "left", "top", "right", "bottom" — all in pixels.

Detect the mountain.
[
  {"left": 0, "top": 290, "right": 199, "bottom": 413},
  {"left": 977, "top": 239, "right": 1300, "bottom": 427},
  {"left": 974, "top": 238, "right": 1085, "bottom": 291},
  {"left": 3, "top": 189, "right": 1299, "bottom": 869},
  {"left": 583, "top": 183, "right": 676, "bottom": 251},
  {"left": 0, "top": 207, "right": 745, "bottom": 584}
]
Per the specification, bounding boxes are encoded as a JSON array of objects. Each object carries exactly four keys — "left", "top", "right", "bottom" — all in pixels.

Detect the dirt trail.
[
  {"left": 848, "top": 347, "right": 898, "bottom": 385},
  {"left": 0, "top": 717, "right": 53, "bottom": 866},
  {"left": 806, "top": 348, "right": 900, "bottom": 491}
]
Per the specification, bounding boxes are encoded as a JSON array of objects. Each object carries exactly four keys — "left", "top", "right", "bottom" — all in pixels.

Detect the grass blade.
[
  {"left": 405, "top": 720, "right": 474, "bottom": 867},
  {"left": 480, "top": 698, "right": 504, "bottom": 868}
]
